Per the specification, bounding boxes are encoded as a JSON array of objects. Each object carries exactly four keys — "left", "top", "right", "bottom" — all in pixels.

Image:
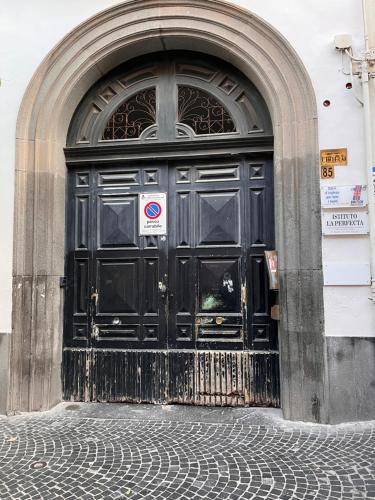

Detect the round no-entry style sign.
[{"left": 144, "top": 201, "right": 162, "bottom": 219}]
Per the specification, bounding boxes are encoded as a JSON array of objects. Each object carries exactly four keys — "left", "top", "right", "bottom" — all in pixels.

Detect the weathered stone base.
[
  {"left": 0, "top": 332, "right": 9, "bottom": 414},
  {"left": 326, "top": 337, "right": 375, "bottom": 424}
]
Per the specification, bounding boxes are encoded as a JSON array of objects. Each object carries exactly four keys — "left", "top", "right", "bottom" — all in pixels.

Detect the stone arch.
[{"left": 10, "top": 0, "right": 325, "bottom": 422}]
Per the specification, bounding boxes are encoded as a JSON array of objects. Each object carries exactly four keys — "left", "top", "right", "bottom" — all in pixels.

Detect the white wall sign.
[
  {"left": 323, "top": 262, "right": 370, "bottom": 286},
  {"left": 322, "top": 211, "right": 369, "bottom": 235},
  {"left": 139, "top": 193, "right": 167, "bottom": 235},
  {"left": 321, "top": 185, "right": 367, "bottom": 208}
]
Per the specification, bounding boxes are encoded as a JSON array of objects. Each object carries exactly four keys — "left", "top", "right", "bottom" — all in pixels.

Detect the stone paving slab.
[{"left": 0, "top": 403, "right": 374, "bottom": 499}]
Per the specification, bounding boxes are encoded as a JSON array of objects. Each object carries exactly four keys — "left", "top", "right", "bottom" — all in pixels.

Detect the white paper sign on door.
[{"left": 139, "top": 192, "right": 167, "bottom": 235}]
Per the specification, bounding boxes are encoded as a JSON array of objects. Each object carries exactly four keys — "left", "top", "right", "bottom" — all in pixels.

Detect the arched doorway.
[
  {"left": 10, "top": 0, "right": 325, "bottom": 422},
  {"left": 63, "top": 53, "right": 279, "bottom": 405}
]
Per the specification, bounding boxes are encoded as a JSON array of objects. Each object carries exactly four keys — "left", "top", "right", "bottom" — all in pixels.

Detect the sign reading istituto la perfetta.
[
  {"left": 321, "top": 185, "right": 368, "bottom": 208},
  {"left": 139, "top": 193, "right": 167, "bottom": 235},
  {"left": 322, "top": 211, "right": 369, "bottom": 235}
]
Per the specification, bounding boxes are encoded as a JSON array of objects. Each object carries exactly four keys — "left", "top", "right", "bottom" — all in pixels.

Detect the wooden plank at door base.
[{"left": 63, "top": 349, "right": 280, "bottom": 407}]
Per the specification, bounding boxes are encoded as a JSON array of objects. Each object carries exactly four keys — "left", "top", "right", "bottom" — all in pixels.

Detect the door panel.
[
  {"left": 198, "top": 258, "right": 241, "bottom": 313},
  {"left": 75, "top": 196, "right": 89, "bottom": 249},
  {"left": 144, "top": 258, "right": 159, "bottom": 315},
  {"left": 176, "top": 192, "right": 192, "bottom": 247},
  {"left": 169, "top": 159, "right": 246, "bottom": 351},
  {"left": 65, "top": 163, "right": 168, "bottom": 351},
  {"left": 92, "top": 165, "right": 168, "bottom": 349},
  {"left": 168, "top": 156, "right": 276, "bottom": 352},
  {"left": 96, "top": 259, "right": 140, "bottom": 314},
  {"left": 74, "top": 259, "right": 89, "bottom": 315},
  {"left": 98, "top": 195, "right": 139, "bottom": 248},
  {"left": 197, "top": 191, "right": 240, "bottom": 246}
]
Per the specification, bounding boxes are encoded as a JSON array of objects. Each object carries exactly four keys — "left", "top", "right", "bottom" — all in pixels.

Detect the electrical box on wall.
[{"left": 334, "top": 34, "right": 352, "bottom": 50}]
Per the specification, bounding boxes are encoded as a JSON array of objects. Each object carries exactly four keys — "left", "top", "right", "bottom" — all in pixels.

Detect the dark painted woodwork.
[
  {"left": 63, "top": 52, "right": 278, "bottom": 407},
  {"left": 168, "top": 157, "right": 277, "bottom": 352},
  {"left": 62, "top": 349, "right": 280, "bottom": 407},
  {"left": 65, "top": 163, "right": 169, "bottom": 351},
  {"left": 64, "top": 136, "right": 274, "bottom": 164},
  {"left": 64, "top": 156, "right": 278, "bottom": 405},
  {"left": 67, "top": 52, "right": 272, "bottom": 147}
]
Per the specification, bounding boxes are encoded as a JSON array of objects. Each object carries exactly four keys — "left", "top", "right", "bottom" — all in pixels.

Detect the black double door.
[{"left": 64, "top": 155, "right": 279, "bottom": 405}]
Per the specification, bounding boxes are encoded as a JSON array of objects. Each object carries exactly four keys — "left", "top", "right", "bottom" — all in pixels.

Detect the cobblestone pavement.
[{"left": 0, "top": 404, "right": 374, "bottom": 500}]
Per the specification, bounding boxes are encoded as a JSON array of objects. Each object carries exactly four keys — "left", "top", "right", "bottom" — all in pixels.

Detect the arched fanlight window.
[
  {"left": 178, "top": 86, "right": 236, "bottom": 135},
  {"left": 67, "top": 53, "right": 272, "bottom": 146},
  {"left": 102, "top": 88, "right": 156, "bottom": 140}
]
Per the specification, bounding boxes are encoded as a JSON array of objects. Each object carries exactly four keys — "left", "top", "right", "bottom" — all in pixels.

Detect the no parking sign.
[{"left": 139, "top": 192, "right": 167, "bottom": 235}]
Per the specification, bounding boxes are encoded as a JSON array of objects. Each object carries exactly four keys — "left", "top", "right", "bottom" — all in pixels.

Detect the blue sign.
[{"left": 144, "top": 201, "right": 162, "bottom": 219}]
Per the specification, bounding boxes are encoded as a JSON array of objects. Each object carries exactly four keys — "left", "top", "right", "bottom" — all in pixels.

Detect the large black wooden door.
[{"left": 63, "top": 155, "right": 279, "bottom": 405}]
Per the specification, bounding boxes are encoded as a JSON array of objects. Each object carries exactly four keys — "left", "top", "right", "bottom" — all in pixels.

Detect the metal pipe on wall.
[{"left": 361, "top": 0, "right": 375, "bottom": 303}]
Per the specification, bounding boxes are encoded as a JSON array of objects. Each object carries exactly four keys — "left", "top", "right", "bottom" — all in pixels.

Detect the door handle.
[
  {"left": 91, "top": 292, "right": 99, "bottom": 305},
  {"left": 91, "top": 291, "right": 99, "bottom": 314}
]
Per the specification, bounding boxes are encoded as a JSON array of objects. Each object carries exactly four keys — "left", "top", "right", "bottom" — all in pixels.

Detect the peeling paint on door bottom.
[{"left": 63, "top": 349, "right": 280, "bottom": 407}]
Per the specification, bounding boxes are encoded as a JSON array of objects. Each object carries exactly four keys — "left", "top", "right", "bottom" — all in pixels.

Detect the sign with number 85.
[{"left": 321, "top": 165, "right": 335, "bottom": 179}]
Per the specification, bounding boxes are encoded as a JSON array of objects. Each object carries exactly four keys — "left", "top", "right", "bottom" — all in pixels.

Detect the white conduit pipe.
[{"left": 361, "top": 0, "right": 375, "bottom": 303}]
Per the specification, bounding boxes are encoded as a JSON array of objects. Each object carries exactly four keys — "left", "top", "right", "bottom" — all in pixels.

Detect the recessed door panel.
[
  {"left": 197, "top": 191, "right": 240, "bottom": 246},
  {"left": 97, "top": 259, "right": 140, "bottom": 315},
  {"left": 75, "top": 196, "right": 89, "bottom": 250},
  {"left": 74, "top": 259, "right": 89, "bottom": 316},
  {"left": 98, "top": 170, "right": 140, "bottom": 186},
  {"left": 176, "top": 257, "right": 193, "bottom": 315},
  {"left": 96, "top": 325, "right": 140, "bottom": 341},
  {"left": 196, "top": 164, "right": 239, "bottom": 182},
  {"left": 143, "top": 258, "right": 159, "bottom": 315},
  {"left": 176, "top": 192, "right": 192, "bottom": 247},
  {"left": 249, "top": 187, "right": 266, "bottom": 246},
  {"left": 198, "top": 258, "right": 240, "bottom": 313},
  {"left": 250, "top": 255, "right": 268, "bottom": 317},
  {"left": 98, "top": 195, "right": 138, "bottom": 248}
]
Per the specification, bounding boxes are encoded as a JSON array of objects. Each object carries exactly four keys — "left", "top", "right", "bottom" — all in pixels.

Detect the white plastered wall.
[{"left": 0, "top": 0, "right": 373, "bottom": 337}]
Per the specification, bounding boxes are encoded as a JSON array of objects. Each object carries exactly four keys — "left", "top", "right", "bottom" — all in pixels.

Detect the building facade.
[{"left": 0, "top": 0, "right": 374, "bottom": 423}]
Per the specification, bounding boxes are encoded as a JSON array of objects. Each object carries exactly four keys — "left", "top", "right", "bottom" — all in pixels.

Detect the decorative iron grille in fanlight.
[
  {"left": 102, "top": 88, "right": 156, "bottom": 140},
  {"left": 178, "top": 86, "right": 236, "bottom": 135}
]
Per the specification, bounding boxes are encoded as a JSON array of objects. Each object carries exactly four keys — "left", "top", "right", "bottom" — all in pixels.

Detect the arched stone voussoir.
[{"left": 11, "top": 0, "right": 325, "bottom": 422}]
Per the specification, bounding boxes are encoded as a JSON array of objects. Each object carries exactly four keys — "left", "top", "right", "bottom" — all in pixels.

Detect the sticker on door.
[{"left": 139, "top": 192, "right": 167, "bottom": 235}]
